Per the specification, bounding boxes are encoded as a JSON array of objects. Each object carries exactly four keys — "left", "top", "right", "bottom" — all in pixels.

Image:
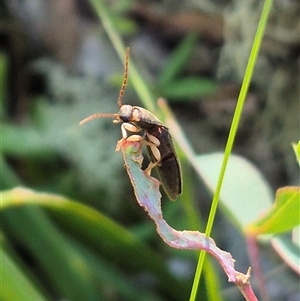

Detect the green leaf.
[
  {"left": 110, "top": 0, "right": 133, "bottom": 14},
  {"left": 1, "top": 187, "right": 188, "bottom": 300},
  {"left": 194, "top": 153, "right": 273, "bottom": 228},
  {"left": 204, "top": 259, "right": 223, "bottom": 301},
  {"left": 0, "top": 51, "right": 8, "bottom": 117},
  {"left": 71, "top": 241, "right": 164, "bottom": 301},
  {"left": 112, "top": 15, "right": 138, "bottom": 35},
  {"left": 1, "top": 248, "right": 49, "bottom": 301},
  {"left": 245, "top": 187, "right": 300, "bottom": 235},
  {"left": 2, "top": 200, "right": 100, "bottom": 301},
  {"left": 157, "top": 33, "right": 198, "bottom": 87},
  {"left": 119, "top": 141, "right": 236, "bottom": 283},
  {"left": 160, "top": 77, "right": 216, "bottom": 100}
]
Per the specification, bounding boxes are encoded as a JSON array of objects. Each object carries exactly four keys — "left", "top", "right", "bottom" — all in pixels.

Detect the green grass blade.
[
  {"left": 0, "top": 51, "right": 8, "bottom": 117},
  {"left": 160, "top": 77, "right": 216, "bottom": 100},
  {"left": 1, "top": 248, "right": 49, "bottom": 301},
  {"left": 89, "top": 0, "right": 156, "bottom": 112},
  {"left": 1, "top": 187, "right": 189, "bottom": 300},
  {"left": 157, "top": 33, "right": 198, "bottom": 87},
  {"left": 190, "top": 0, "right": 274, "bottom": 300},
  {"left": 2, "top": 205, "right": 100, "bottom": 301}
]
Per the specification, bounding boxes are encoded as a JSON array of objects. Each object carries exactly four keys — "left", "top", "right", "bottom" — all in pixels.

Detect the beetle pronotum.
[{"left": 80, "top": 47, "right": 182, "bottom": 200}]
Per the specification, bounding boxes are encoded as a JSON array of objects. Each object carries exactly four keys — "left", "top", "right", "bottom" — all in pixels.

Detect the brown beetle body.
[
  {"left": 80, "top": 47, "right": 182, "bottom": 200},
  {"left": 146, "top": 125, "right": 182, "bottom": 200},
  {"left": 118, "top": 104, "right": 182, "bottom": 200},
  {"left": 117, "top": 105, "right": 163, "bottom": 127}
]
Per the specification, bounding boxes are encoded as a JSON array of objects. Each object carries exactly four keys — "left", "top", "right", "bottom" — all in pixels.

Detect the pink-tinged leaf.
[
  {"left": 245, "top": 187, "right": 300, "bottom": 236},
  {"left": 118, "top": 140, "right": 236, "bottom": 282},
  {"left": 235, "top": 268, "right": 258, "bottom": 301}
]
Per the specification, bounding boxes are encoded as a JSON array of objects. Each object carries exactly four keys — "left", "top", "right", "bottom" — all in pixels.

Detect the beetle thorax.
[
  {"left": 119, "top": 105, "right": 142, "bottom": 123},
  {"left": 132, "top": 108, "right": 142, "bottom": 122}
]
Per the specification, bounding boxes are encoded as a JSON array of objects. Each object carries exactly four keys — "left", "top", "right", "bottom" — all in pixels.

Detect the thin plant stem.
[
  {"left": 89, "top": 0, "right": 156, "bottom": 112},
  {"left": 189, "top": 0, "right": 273, "bottom": 300}
]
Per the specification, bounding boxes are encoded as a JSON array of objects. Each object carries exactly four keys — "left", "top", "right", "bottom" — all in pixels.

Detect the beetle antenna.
[
  {"left": 79, "top": 113, "right": 119, "bottom": 125},
  {"left": 117, "top": 47, "right": 130, "bottom": 108}
]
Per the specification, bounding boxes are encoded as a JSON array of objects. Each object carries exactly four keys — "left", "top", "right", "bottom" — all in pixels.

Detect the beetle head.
[{"left": 118, "top": 105, "right": 133, "bottom": 122}]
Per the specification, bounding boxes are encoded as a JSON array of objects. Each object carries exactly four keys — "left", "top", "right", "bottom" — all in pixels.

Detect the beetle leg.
[
  {"left": 122, "top": 122, "right": 141, "bottom": 137},
  {"left": 120, "top": 123, "right": 128, "bottom": 139},
  {"left": 145, "top": 132, "right": 161, "bottom": 165},
  {"left": 144, "top": 161, "right": 157, "bottom": 175},
  {"left": 117, "top": 123, "right": 145, "bottom": 167},
  {"left": 149, "top": 144, "right": 161, "bottom": 164},
  {"left": 123, "top": 123, "right": 141, "bottom": 132},
  {"left": 122, "top": 122, "right": 145, "bottom": 143},
  {"left": 144, "top": 143, "right": 162, "bottom": 175},
  {"left": 115, "top": 138, "right": 144, "bottom": 168},
  {"left": 146, "top": 132, "right": 160, "bottom": 147},
  {"left": 126, "top": 135, "right": 144, "bottom": 142},
  {"left": 143, "top": 133, "right": 162, "bottom": 175},
  {"left": 115, "top": 136, "right": 142, "bottom": 151}
]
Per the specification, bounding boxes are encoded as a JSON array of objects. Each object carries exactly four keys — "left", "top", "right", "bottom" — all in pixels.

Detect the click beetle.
[{"left": 80, "top": 47, "right": 182, "bottom": 200}]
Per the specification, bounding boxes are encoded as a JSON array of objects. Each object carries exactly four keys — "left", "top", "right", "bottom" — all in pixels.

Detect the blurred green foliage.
[
  {"left": 156, "top": 33, "right": 217, "bottom": 101},
  {"left": 1, "top": 1, "right": 299, "bottom": 301}
]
